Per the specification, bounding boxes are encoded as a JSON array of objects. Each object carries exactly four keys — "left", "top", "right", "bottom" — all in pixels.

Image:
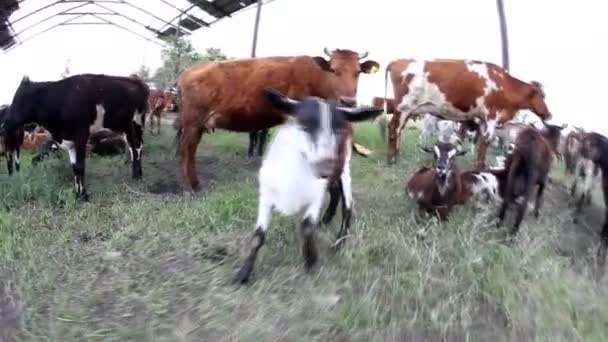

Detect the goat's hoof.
[
  {"left": 331, "top": 234, "right": 349, "bottom": 252},
  {"left": 233, "top": 268, "right": 253, "bottom": 286}
]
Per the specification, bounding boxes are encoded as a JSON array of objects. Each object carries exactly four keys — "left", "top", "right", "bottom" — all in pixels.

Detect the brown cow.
[
  {"left": 146, "top": 88, "right": 175, "bottom": 135},
  {"left": 177, "top": 48, "right": 380, "bottom": 192},
  {"left": 381, "top": 58, "right": 552, "bottom": 166}
]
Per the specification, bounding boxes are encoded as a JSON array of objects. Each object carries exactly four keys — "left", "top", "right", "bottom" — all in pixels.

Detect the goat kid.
[
  {"left": 406, "top": 142, "right": 467, "bottom": 221},
  {"left": 497, "top": 123, "right": 564, "bottom": 234},
  {"left": 234, "top": 88, "right": 382, "bottom": 284}
]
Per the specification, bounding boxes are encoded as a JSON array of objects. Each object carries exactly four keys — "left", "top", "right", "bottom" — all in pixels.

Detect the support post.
[
  {"left": 496, "top": 0, "right": 510, "bottom": 71},
  {"left": 250, "top": 0, "right": 263, "bottom": 57}
]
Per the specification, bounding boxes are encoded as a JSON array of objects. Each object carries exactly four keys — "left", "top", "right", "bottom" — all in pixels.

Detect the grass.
[{"left": 1, "top": 115, "right": 608, "bottom": 341}]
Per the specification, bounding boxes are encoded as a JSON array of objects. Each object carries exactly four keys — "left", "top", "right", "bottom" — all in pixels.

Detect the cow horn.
[
  {"left": 323, "top": 47, "right": 332, "bottom": 57},
  {"left": 358, "top": 51, "right": 369, "bottom": 59}
]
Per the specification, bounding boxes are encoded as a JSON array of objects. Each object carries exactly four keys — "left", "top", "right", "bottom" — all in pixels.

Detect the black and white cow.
[
  {"left": 234, "top": 88, "right": 383, "bottom": 284},
  {"left": 1, "top": 74, "right": 149, "bottom": 200}
]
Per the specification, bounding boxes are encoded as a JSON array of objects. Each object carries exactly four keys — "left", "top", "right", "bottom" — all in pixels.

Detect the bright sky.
[{"left": 1, "top": 0, "right": 607, "bottom": 134}]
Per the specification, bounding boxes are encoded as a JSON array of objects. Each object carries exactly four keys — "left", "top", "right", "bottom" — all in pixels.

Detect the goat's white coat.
[{"left": 259, "top": 123, "right": 329, "bottom": 217}]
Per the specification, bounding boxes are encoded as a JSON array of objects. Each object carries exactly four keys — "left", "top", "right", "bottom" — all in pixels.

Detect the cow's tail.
[
  {"left": 377, "top": 63, "right": 391, "bottom": 143},
  {"left": 172, "top": 85, "right": 183, "bottom": 159}
]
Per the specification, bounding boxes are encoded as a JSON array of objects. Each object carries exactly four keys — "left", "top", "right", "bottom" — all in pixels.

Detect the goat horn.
[{"left": 358, "top": 51, "right": 369, "bottom": 59}]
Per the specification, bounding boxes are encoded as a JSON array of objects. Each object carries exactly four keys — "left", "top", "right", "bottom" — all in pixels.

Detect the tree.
[
  {"left": 496, "top": 0, "right": 510, "bottom": 71},
  {"left": 151, "top": 37, "right": 229, "bottom": 89},
  {"left": 133, "top": 64, "right": 152, "bottom": 83}
]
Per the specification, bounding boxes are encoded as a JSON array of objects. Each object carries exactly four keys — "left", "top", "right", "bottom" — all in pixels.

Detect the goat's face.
[
  {"left": 541, "top": 122, "right": 567, "bottom": 155},
  {"left": 421, "top": 142, "right": 466, "bottom": 180},
  {"left": 262, "top": 88, "right": 383, "bottom": 178}
]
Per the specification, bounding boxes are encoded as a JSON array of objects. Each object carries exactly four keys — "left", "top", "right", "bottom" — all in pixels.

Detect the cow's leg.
[
  {"left": 180, "top": 124, "right": 204, "bottom": 192},
  {"left": 476, "top": 117, "right": 497, "bottom": 168},
  {"left": 247, "top": 131, "right": 258, "bottom": 158},
  {"left": 234, "top": 194, "right": 272, "bottom": 284},
  {"left": 322, "top": 180, "right": 341, "bottom": 225},
  {"left": 61, "top": 139, "right": 89, "bottom": 201},
  {"left": 597, "top": 174, "right": 608, "bottom": 274},
  {"left": 13, "top": 148, "right": 20, "bottom": 173},
  {"left": 387, "top": 111, "right": 410, "bottom": 164},
  {"left": 156, "top": 112, "right": 162, "bottom": 135},
  {"left": 257, "top": 129, "right": 268, "bottom": 156},
  {"left": 533, "top": 180, "right": 546, "bottom": 218},
  {"left": 333, "top": 166, "right": 353, "bottom": 251},
  {"left": 125, "top": 122, "right": 143, "bottom": 179},
  {"left": 6, "top": 149, "right": 14, "bottom": 175}
]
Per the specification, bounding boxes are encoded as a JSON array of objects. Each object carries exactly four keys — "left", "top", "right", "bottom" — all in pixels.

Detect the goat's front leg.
[
  {"left": 234, "top": 196, "right": 272, "bottom": 284},
  {"left": 301, "top": 181, "right": 327, "bottom": 270},
  {"left": 333, "top": 168, "right": 353, "bottom": 251}
]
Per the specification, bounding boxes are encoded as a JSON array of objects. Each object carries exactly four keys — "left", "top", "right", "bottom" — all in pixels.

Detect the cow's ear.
[
  {"left": 312, "top": 56, "right": 333, "bottom": 72},
  {"left": 262, "top": 87, "right": 299, "bottom": 114},
  {"left": 360, "top": 60, "right": 380, "bottom": 74},
  {"left": 337, "top": 106, "right": 383, "bottom": 122}
]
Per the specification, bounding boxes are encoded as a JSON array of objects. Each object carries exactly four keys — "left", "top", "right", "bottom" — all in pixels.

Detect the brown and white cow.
[
  {"left": 146, "top": 88, "right": 176, "bottom": 135},
  {"left": 382, "top": 58, "right": 552, "bottom": 166},
  {"left": 177, "top": 48, "right": 380, "bottom": 192}
]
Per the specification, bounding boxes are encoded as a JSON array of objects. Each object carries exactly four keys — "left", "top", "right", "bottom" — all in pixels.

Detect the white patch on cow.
[
  {"left": 433, "top": 145, "right": 440, "bottom": 159},
  {"left": 397, "top": 61, "right": 497, "bottom": 139},
  {"left": 59, "top": 140, "right": 76, "bottom": 164},
  {"left": 466, "top": 61, "right": 498, "bottom": 115},
  {"left": 133, "top": 110, "right": 143, "bottom": 126},
  {"left": 483, "top": 118, "right": 498, "bottom": 140},
  {"left": 128, "top": 147, "right": 134, "bottom": 161},
  {"left": 416, "top": 191, "right": 424, "bottom": 200},
  {"left": 90, "top": 104, "right": 106, "bottom": 133}
]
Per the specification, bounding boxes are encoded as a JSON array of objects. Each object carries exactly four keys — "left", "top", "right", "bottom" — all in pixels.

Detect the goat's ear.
[
  {"left": 337, "top": 106, "right": 383, "bottom": 122},
  {"left": 420, "top": 146, "right": 434, "bottom": 154},
  {"left": 455, "top": 149, "right": 467, "bottom": 157},
  {"left": 262, "top": 87, "right": 299, "bottom": 114}
]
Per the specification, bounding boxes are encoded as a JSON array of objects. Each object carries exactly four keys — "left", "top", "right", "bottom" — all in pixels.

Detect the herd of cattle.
[{"left": 1, "top": 48, "right": 607, "bottom": 283}]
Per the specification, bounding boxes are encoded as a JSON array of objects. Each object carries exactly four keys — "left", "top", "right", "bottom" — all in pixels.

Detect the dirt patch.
[
  {"left": 0, "top": 275, "right": 20, "bottom": 342},
  {"left": 145, "top": 156, "right": 261, "bottom": 195}
]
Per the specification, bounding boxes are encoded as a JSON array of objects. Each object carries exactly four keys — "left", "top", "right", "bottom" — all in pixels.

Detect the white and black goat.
[{"left": 234, "top": 88, "right": 383, "bottom": 284}]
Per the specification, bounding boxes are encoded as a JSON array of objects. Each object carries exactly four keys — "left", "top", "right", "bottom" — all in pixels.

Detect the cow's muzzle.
[{"left": 339, "top": 97, "right": 357, "bottom": 108}]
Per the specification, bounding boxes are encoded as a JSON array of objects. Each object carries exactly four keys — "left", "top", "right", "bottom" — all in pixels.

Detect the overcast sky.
[{"left": 1, "top": 0, "right": 606, "bottom": 134}]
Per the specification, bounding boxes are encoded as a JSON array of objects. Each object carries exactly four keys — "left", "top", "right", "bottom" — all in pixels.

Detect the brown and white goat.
[
  {"left": 497, "top": 123, "right": 565, "bottom": 234},
  {"left": 234, "top": 89, "right": 382, "bottom": 284},
  {"left": 406, "top": 142, "right": 467, "bottom": 220}
]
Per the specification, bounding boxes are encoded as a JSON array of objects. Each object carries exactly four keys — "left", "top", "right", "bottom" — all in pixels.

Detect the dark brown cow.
[
  {"left": 177, "top": 48, "right": 380, "bottom": 192},
  {"left": 382, "top": 58, "right": 552, "bottom": 166}
]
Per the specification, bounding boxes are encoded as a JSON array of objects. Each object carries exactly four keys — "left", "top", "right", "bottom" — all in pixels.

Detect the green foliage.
[
  {"left": 133, "top": 64, "right": 152, "bottom": 83},
  {"left": 151, "top": 37, "right": 229, "bottom": 89}
]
